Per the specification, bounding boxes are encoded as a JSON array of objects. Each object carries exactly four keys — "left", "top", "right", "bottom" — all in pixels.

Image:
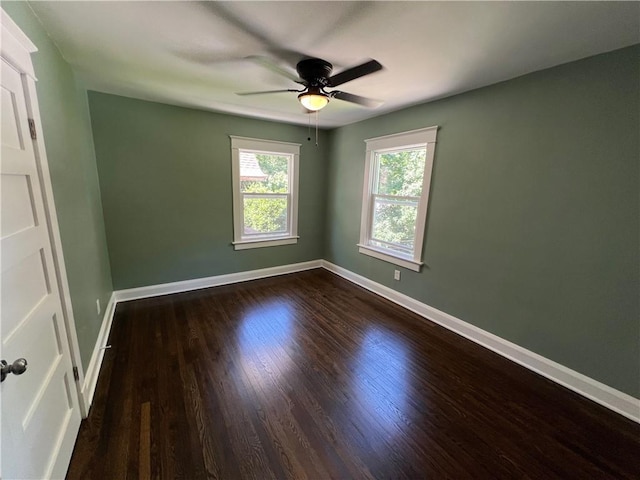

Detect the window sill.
[
  {"left": 357, "top": 244, "right": 423, "bottom": 272},
  {"left": 233, "top": 236, "right": 299, "bottom": 250}
]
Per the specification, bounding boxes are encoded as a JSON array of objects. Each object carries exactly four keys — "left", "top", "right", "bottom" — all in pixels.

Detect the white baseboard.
[
  {"left": 114, "top": 260, "right": 323, "bottom": 303},
  {"left": 80, "top": 258, "right": 639, "bottom": 423},
  {"left": 80, "top": 293, "right": 116, "bottom": 415},
  {"left": 321, "top": 260, "right": 640, "bottom": 423}
]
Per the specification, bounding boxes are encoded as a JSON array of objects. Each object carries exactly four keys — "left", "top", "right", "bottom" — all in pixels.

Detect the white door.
[{"left": 1, "top": 55, "right": 81, "bottom": 478}]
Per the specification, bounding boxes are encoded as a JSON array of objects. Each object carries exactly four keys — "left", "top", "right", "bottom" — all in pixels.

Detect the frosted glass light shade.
[{"left": 298, "top": 92, "right": 329, "bottom": 111}]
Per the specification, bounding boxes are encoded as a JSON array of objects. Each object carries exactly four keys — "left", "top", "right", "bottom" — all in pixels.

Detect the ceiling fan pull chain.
[
  {"left": 308, "top": 111, "right": 312, "bottom": 142},
  {"left": 315, "top": 111, "right": 319, "bottom": 146}
]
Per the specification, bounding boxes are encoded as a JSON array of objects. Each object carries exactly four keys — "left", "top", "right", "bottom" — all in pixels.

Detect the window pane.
[
  {"left": 376, "top": 148, "right": 426, "bottom": 197},
  {"left": 243, "top": 195, "right": 288, "bottom": 235},
  {"left": 371, "top": 198, "right": 418, "bottom": 254},
  {"left": 240, "top": 152, "right": 289, "bottom": 194}
]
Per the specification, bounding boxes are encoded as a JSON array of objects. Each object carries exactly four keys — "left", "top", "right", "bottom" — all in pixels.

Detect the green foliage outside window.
[
  {"left": 241, "top": 154, "right": 290, "bottom": 235},
  {"left": 372, "top": 148, "right": 426, "bottom": 250}
]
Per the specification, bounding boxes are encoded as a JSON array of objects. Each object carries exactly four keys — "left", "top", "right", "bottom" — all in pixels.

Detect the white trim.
[
  {"left": 230, "top": 136, "right": 300, "bottom": 249},
  {"left": 0, "top": 8, "right": 37, "bottom": 78},
  {"left": 0, "top": 8, "right": 36, "bottom": 52},
  {"left": 229, "top": 135, "right": 301, "bottom": 152},
  {"left": 233, "top": 236, "right": 299, "bottom": 250},
  {"left": 115, "top": 260, "right": 322, "bottom": 302},
  {"left": 359, "top": 126, "right": 438, "bottom": 269},
  {"left": 357, "top": 244, "right": 422, "bottom": 271},
  {"left": 365, "top": 125, "right": 438, "bottom": 151},
  {"left": 320, "top": 260, "right": 640, "bottom": 423},
  {"left": 80, "top": 293, "right": 116, "bottom": 415},
  {"left": 290, "top": 151, "right": 300, "bottom": 244},
  {"left": 23, "top": 72, "right": 90, "bottom": 406}
]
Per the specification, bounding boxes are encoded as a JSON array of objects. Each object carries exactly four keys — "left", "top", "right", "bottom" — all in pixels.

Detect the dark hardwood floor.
[{"left": 67, "top": 269, "right": 639, "bottom": 479}]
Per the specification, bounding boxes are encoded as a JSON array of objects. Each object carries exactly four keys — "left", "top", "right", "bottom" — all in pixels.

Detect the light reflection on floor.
[
  {"left": 353, "top": 326, "right": 410, "bottom": 439},
  {"left": 235, "top": 301, "right": 293, "bottom": 393}
]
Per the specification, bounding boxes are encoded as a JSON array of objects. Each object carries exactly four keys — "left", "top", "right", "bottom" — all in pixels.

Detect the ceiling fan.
[{"left": 237, "top": 56, "right": 384, "bottom": 111}]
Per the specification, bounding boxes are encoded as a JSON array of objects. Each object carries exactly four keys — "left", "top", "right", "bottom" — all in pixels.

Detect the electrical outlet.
[
  {"left": 96, "top": 298, "right": 101, "bottom": 316},
  {"left": 394, "top": 270, "right": 401, "bottom": 281}
]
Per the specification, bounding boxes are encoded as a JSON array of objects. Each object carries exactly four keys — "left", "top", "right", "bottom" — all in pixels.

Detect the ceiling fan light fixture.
[{"left": 298, "top": 91, "right": 329, "bottom": 111}]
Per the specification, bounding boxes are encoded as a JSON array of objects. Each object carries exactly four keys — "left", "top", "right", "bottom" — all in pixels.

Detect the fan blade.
[
  {"left": 327, "top": 59, "right": 383, "bottom": 87},
  {"left": 171, "top": 49, "right": 233, "bottom": 65},
  {"left": 246, "top": 56, "right": 303, "bottom": 83},
  {"left": 236, "top": 89, "right": 301, "bottom": 96},
  {"left": 304, "top": 3, "right": 375, "bottom": 50},
  {"left": 330, "top": 91, "right": 383, "bottom": 108},
  {"left": 199, "top": 3, "right": 307, "bottom": 68}
]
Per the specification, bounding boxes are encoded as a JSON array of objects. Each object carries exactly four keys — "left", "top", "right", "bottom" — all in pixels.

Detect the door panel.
[
  {"left": 0, "top": 84, "right": 24, "bottom": 150},
  {"left": 2, "top": 250, "right": 50, "bottom": 335},
  {"left": 1, "top": 55, "right": 81, "bottom": 479},
  {"left": 1, "top": 173, "right": 36, "bottom": 235}
]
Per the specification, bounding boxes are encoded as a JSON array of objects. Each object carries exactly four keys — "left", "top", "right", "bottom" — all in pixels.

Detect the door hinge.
[
  {"left": 73, "top": 366, "right": 79, "bottom": 382},
  {"left": 28, "top": 118, "right": 37, "bottom": 140}
]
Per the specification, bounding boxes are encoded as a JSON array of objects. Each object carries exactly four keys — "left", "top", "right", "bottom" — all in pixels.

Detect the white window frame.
[
  {"left": 230, "top": 136, "right": 300, "bottom": 250},
  {"left": 358, "top": 126, "right": 438, "bottom": 271}
]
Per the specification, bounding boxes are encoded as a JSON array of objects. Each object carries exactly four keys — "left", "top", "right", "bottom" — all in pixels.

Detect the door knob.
[{"left": 1, "top": 358, "right": 28, "bottom": 382}]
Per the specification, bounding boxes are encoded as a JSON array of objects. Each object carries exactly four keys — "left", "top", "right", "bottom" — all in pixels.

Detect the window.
[
  {"left": 358, "top": 126, "right": 438, "bottom": 271},
  {"left": 231, "top": 136, "right": 300, "bottom": 250}
]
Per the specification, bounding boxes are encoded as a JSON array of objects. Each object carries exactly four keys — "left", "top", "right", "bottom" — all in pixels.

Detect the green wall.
[
  {"left": 2, "top": 3, "right": 113, "bottom": 371},
  {"left": 88, "top": 93, "right": 328, "bottom": 289},
  {"left": 89, "top": 47, "right": 638, "bottom": 397},
  {"left": 325, "top": 45, "right": 640, "bottom": 397}
]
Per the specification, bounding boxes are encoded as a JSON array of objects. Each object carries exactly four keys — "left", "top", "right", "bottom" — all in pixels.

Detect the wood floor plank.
[
  {"left": 67, "top": 269, "right": 640, "bottom": 479},
  {"left": 139, "top": 402, "right": 151, "bottom": 480}
]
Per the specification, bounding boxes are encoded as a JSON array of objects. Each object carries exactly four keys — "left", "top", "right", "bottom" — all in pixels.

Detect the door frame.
[{"left": 1, "top": 8, "right": 87, "bottom": 416}]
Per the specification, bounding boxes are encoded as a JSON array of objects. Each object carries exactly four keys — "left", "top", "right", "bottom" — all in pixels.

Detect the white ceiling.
[{"left": 26, "top": 1, "right": 640, "bottom": 128}]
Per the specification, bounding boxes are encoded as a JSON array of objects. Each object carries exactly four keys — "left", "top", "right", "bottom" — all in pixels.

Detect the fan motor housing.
[{"left": 296, "top": 58, "right": 333, "bottom": 86}]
